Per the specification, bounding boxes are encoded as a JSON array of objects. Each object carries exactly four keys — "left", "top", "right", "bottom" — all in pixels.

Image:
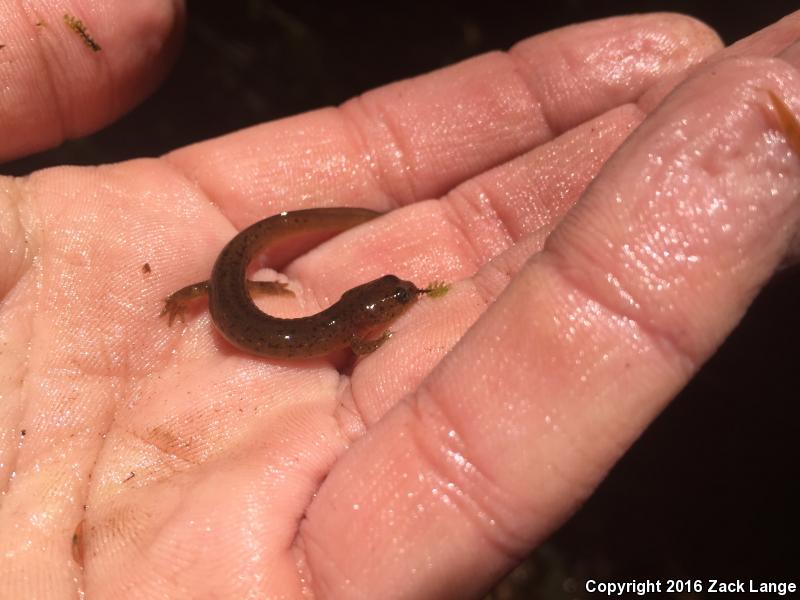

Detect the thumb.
[{"left": 0, "top": 1, "right": 184, "bottom": 162}]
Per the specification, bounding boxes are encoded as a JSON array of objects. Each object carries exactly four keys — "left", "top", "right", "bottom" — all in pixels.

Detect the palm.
[
  {"left": 2, "top": 7, "right": 800, "bottom": 599},
  {"left": 4, "top": 159, "right": 404, "bottom": 584}
]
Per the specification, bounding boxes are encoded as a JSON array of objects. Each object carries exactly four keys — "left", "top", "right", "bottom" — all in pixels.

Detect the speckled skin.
[{"left": 204, "top": 208, "right": 423, "bottom": 358}]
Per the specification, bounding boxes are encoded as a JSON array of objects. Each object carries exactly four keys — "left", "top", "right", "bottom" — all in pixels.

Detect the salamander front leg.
[{"left": 350, "top": 330, "right": 392, "bottom": 355}]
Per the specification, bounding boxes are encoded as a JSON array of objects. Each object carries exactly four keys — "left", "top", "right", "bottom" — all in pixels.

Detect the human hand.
[{"left": 1, "top": 6, "right": 799, "bottom": 599}]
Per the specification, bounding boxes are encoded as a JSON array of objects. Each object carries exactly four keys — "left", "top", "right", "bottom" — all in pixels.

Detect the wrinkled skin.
[{"left": 1, "top": 4, "right": 800, "bottom": 599}]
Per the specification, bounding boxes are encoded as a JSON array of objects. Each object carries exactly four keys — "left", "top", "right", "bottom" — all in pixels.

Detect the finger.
[
  {"left": 292, "top": 105, "right": 639, "bottom": 289},
  {"left": 778, "top": 40, "right": 800, "bottom": 263},
  {"left": 724, "top": 9, "right": 800, "bottom": 58},
  {"left": 641, "top": 10, "right": 800, "bottom": 111},
  {"left": 165, "top": 14, "right": 719, "bottom": 228},
  {"left": 300, "top": 58, "right": 800, "bottom": 597},
  {"left": 292, "top": 105, "right": 640, "bottom": 420},
  {"left": 0, "top": 1, "right": 185, "bottom": 162},
  {"left": 780, "top": 35, "right": 800, "bottom": 68}
]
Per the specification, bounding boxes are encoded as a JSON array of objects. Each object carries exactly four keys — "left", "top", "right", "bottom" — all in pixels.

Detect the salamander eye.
[{"left": 395, "top": 286, "right": 411, "bottom": 304}]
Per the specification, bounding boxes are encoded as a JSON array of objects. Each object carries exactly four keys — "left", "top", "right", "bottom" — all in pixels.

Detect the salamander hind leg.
[
  {"left": 247, "top": 280, "right": 295, "bottom": 297},
  {"left": 350, "top": 330, "right": 393, "bottom": 355},
  {"left": 161, "top": 281, "right": 210, "bottom": 326}
]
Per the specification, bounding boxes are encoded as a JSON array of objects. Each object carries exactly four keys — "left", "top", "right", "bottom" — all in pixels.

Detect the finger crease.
[{"left": 338, "top": 96, "right": 419, "bottom": 206}]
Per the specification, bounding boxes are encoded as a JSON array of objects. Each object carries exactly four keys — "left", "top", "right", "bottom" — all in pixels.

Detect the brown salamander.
[{"left": 162, "top": 207, "right": 445, "bottom": 358}]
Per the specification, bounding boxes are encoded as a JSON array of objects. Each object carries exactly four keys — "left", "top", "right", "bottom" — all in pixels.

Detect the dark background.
[{"left": 7, "top": 2, "right": 799, "bottom": 598}]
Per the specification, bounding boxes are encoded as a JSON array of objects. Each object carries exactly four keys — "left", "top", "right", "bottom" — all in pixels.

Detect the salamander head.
[{"left": 343, "top": 274, "right": 424, "bottom": 328}]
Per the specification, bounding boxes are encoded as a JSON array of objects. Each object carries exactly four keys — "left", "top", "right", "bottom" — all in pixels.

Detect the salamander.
[{"left": 162, "top": 207, "right": 445, "bottom": 358}]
